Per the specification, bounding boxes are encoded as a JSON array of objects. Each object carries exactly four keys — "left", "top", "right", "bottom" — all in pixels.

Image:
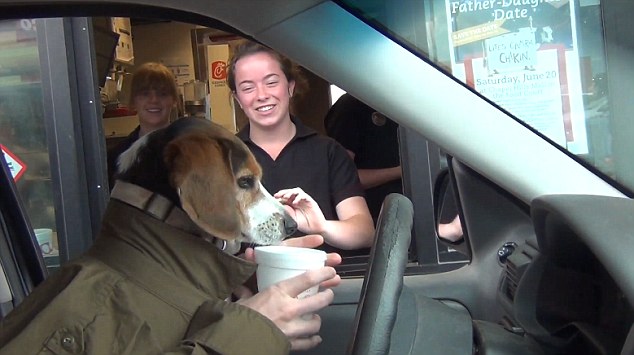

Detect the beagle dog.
[{"left": 112, "top": 117, "right": 297, "bottom": 252}]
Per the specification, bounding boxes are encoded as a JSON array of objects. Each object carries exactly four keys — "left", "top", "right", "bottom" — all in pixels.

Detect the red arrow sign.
[{"left": 1, "top": 144, "right": 27, "bottom": 182}]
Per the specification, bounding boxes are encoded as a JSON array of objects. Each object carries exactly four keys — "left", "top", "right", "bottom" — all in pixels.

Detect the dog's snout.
[{"left": 284, "top": 215, "right": 297, "bottom": 236}]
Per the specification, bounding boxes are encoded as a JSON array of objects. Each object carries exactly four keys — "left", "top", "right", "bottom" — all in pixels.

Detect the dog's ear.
[{"left": 164, "top": 134, "right": 241, "bottom": 240}]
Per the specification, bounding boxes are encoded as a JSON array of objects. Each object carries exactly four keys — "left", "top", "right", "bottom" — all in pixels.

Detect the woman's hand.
[
  {"left": 275, "top": 187, "right": 327, "bottom": 235},
  {"left": 277, "top": 189, "right": 375, "bottom": 250}
]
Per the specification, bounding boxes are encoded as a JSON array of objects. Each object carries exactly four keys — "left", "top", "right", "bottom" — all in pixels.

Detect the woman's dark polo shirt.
[{"left": 236, "top": 117, "right": 365, "bottom": 254}]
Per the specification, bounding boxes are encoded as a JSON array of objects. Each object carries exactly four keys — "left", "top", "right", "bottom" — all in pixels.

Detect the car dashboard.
[
  {"left": 489, "top": 194, "right": 634, "bottom": 354},
  {"left": 383, "top": 193, "right": 634, "bottom": 355}
]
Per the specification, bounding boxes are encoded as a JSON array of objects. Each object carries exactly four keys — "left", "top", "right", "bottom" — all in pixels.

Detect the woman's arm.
[
  {"left": 275, "top": 189, "right": 375, "bottom": 250},
  {"left": 328, "top": 196, "right": 375, "bottom": 249},
  {"left": 345, "top": 149, "right": 402, "bottom": 190},
  {"left": 357, "top": 166, "right": 402, "bottom": 189}
]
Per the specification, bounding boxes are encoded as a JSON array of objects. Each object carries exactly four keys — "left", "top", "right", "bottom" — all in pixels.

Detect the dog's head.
[{"left": 115, "top": 117, "right": 296, "bottom": 245}]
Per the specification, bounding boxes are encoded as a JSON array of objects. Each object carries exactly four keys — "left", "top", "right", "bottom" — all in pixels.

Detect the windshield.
[{"left": 338, "top": 0, "right": 630, "bottom": 192}]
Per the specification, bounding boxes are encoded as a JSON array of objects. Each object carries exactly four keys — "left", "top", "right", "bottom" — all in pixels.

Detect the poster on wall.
[{"left": 446, "top": 0, "right": 588, "bottom": 154}]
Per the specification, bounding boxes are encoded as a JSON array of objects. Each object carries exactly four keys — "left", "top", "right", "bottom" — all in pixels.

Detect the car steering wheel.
[{"left": 348, "top": 193, "right": 414, "bottom": 355}]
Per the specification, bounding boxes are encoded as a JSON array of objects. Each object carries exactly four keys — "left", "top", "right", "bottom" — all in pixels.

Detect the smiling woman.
[
  {"left": 229, "top": 40, "right": 375, "bottom": 255},
  {"left": 106, "top": 61, "right": 179, "bottom": 189}
]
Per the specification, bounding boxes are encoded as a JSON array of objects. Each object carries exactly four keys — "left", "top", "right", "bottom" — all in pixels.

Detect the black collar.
[{"left": 236, "top": 116, "right": 317, "bottom": 144}]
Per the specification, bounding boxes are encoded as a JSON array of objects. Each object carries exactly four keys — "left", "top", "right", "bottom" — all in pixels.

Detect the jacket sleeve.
[
  {"left": 177, "top": 300, "right": 290, "bottom": 355},
  {"left": 0, "top": 292, "right": 288, "bottom": 355}
]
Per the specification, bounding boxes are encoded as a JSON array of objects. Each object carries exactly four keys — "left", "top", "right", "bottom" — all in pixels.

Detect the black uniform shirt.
[{"left": 237, "top": 117, "right": 364, "bottom": 254}]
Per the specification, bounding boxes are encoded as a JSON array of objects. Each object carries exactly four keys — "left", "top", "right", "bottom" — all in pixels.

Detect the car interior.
[{"left": 0, "top": 1, "right": 633, "bottom": 354}]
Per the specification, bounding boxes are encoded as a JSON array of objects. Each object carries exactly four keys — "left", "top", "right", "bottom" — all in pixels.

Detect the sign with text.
[
  {"left": 446, "top": 0, "right": 588, "bottom": 154},
  {"left": 465, "top": 47, "right": 569, "bottom": 146},
  {"left": 484, "top": 29, "right": 536, "bottom": 74},
  {"left": 447, "top": 0, "right": 573, "bottom": 63}
]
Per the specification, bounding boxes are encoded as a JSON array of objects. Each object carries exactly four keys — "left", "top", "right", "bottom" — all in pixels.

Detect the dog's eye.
[{"left": 237, "top": 176, "right": 255, "bottom": 189}]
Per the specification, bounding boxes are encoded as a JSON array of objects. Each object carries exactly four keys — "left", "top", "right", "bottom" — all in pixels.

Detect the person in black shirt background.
[
  {"left": 326, "top": 93, "right": 465, "bottom": 242},
  {"left": 325, "top": 93, "right": 402, "bottom": 224}
]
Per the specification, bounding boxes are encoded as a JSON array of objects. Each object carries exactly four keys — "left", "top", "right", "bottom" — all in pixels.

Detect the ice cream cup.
[{"left": 254, "top": 245, "right": 327, "bottom": 299}]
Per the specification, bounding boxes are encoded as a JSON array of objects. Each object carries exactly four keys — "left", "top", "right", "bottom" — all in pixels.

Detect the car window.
[
  {"left": 0, "top": 11, "right": 476, "bottom": 278},
  {"left": 339, "top": 0, "right": 629, "bottom": 194},
  {"left": 3, "top": 1, "right": 622, "bottom": 279},
  {"left": 1, "top": 15, "right": 405, "bottom": 276},
  {"left": 0, "top": 19, "right": 60, "bottom": 271}
]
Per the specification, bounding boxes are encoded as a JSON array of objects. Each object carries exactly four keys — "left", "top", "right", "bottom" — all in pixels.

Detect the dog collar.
[{"left": 110, "top": 181, "right": 241, "bottom": 254}]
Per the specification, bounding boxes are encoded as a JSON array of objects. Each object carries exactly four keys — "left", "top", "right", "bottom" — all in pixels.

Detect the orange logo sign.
[{"left": 211, "top": 61, "right": 226, "bottom": 80}]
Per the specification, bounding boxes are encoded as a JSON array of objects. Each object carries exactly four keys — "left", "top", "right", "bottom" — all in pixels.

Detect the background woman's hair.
[{"left": 129, "top": 62, "right": 179, "bottom": 106}]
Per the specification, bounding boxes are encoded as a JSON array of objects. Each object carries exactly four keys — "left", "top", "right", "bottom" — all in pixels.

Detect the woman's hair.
[
  {"left": 227, "top": 40, "right": 307, "bottom": 96},
  {"left": 129, "top": 62, "right": 178, "bottom": 106}
]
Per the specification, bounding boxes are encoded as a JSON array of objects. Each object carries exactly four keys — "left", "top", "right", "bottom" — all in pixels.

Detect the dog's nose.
[{"left": 284, "top": 215, "right": 297, "bottom": 236}]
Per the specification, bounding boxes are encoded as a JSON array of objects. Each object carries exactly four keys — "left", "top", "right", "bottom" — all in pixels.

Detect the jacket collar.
[
  {"left": 109, "top": 181, "right": 241, "bottom": 254},
  {"left": 94, "top": 188, "right": 256, "bottom": 298}
]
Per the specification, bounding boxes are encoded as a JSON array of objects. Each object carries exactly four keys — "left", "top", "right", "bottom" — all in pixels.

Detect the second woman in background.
[
  {"left": 228, "top": 40, "right": 375, "bottom": 255},
  {"left": 107, "top": 62, "right": 179, "bottom": 189}
]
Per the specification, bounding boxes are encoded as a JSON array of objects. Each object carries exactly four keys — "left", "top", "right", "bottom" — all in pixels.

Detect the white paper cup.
[
  {"left": 254, "top": 246, "right": 327, "bottom": 299},
  {"left": 34, "top": 228, "right": 54, "bottom": 256}
]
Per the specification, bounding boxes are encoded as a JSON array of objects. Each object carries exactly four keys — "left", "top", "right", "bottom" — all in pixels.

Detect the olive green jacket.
[{"left": 0, "top": 200, "right": 289, "bottom": 354}]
